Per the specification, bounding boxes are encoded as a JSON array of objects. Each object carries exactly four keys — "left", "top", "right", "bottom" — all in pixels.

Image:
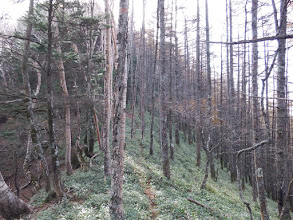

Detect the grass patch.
[{"left": 29, "top": 110, "right": 280, "bottom": 219}]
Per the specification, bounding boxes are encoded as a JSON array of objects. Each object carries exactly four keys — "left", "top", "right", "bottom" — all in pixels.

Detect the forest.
[{"left": 0, "top": 0, "right": 292, "bottom": 219}]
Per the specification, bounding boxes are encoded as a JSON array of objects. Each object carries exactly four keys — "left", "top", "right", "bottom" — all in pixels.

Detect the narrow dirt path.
[
  {"left": 144, "top": 177, "right": 158, "bottom": 219},
  {"left": 135, "top": 153, "right": 159, "bottom": 219}
]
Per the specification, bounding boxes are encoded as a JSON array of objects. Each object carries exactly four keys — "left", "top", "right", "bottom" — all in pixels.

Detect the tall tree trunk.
[
  {"left": 140, "top": 0, "right": 146, "bottom": 140},
  {"left": 275, "top": 0, "right": 290, "bottom": 218},
  {"left": 103, "top": 0, "right": 112, "bottom": 178},
  {"left": 229, "top": 0, "right": 234, "bottom": 98},
  {"left": 205, "top": 0, "right": 215, "bottom": 180},
  {"left": 21, "top": 0, "right": 51, "bottom": 191},
  {"left": 195, "top": 0, "right": 202, "bottom": 167},
  {"left": 150, "top": 0, "right": 159, "bottom": 156},
  {"left": 129, "top": 0, "right": 136, "bottom": 140},
  {"left": 241, "top": 0, "right": 248, "bottom": 191},
  {"left": 168, "top": 0, "right": 174, "bottom": 160},
  {"left": 251, "top": 0, "right": 270, "bottom": 218},
  {"left": 228, "top": 0, "right": 237, "bottom": 182},
  {"left": 159, "top": 0, "right": 170, "bottom": 180},
  {"left": 174, "top": 0, "right": 180, "bottom": 148},
  {"left": 0, "top": 171, "right": 30, "bottom": 220},
  {"left": 109, "top": 0, "right": 129, "bottom": 219},
  {"left": 46, "top": 0, "right": 64, "bottom": 199},
  {"left": 54, "top": 23, "right": 73, "bottom": 176},
  {"left": 219, "top": 38, "right": 224, "bottom": 169}
]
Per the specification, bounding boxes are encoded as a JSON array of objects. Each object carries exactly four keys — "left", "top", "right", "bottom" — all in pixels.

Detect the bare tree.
[
  {"left": 140, "top": 0, "right": 146, "bottom": 140},
  {"left": 103, "top": 0, "right": 112, "bottom": 178},
  {"left": 205, "top": 0, "right": 216, "bottom": 180},
  {"left": 109, "top": 0, "right": 129, "bottom": 218},
  {"left": 159, "top": 0, "right": 170, "bottom": 180},
  {"left": 0, "top": 171, "right": 30, "bottom": 219},
  {"left": 274, "top": 0, "right": 291, "bottom": 218},
  {"left": 150, "top": 0, "right": 159, "bottom": 156},
  {"left": 251, "top": 0, "right": 269, "bottom": 218}
]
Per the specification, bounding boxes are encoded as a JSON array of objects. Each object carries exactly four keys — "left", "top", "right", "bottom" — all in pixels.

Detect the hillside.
[{"left": 26, "top": 112, "right": 280, "bottom": 220}]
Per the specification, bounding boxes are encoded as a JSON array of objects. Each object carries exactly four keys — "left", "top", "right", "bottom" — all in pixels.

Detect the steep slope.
[{"left": 28, "top": 112, "right": 280, "bottom": 219}]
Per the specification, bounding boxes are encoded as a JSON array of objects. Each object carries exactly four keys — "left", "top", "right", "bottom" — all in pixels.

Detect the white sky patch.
[
  {"left": 0, "top": 0, "right": 29, "bottom": 28},
  {"left": 0, "top": 0, "right": 292, "bottom": 100}
]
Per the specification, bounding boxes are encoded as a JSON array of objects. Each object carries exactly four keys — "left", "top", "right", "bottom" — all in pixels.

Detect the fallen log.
[
  {"left": 187, "top": 198, "right": 214, "bottom": 211},
  {"left": 187, "top": 197, "right": 227, "bottom": 218}
]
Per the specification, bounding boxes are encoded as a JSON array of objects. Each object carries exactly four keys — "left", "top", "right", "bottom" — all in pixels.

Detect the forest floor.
[{"left": 17, "top": 111, "right": 282, "bottom": 219}]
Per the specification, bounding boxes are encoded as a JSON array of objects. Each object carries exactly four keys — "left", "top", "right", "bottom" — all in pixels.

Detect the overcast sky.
[
  {"left": 0, "top": 0, "right": 226, "bottom": 40},
  {"left": 1, "top": 0, "right": 292, "bottom": 99}
]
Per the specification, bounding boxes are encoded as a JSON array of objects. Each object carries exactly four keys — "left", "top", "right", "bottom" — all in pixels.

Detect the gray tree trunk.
[
  {"left": 0, "top": 171, "right": 30, "bottom": 219},
  {"left": 54, "top": 22, "right": 73, "bottom": 176},
  {"left": 205, "top": 0, "right": 216, "bottom": 180},
  {"left": 168, "top": 0, "right": 174, "bottom": 160},
  {"left": 21, "top": 0, "right": 51, "bottom": 191},
  {"left": 150, "top": 0, "right": 159, "bottom": 156},
  {"left": 275, "top": 0, "right": 291, "bottom": 218},
  {"left": 159, "top": 0, "right": 170, "bottom": 180},
  {"left": 251, "top": 0, "right": 270, "bottom": 218},
  {"left": 140, "top": 0, "right": 146, "bottom": 140},
  {"left": 103, "top": 0, "right": 112, "bottom": 178},
  {"left": 109, "top": 0, "right": 129, "bottom": 219},
  {"left": 46, "top": 0, "right": 64, "bottom": 199},
  {"left": 195, "top": 0, "right": 202, "bottom": 167},
  {"left": 174, "top": 0, "right": 180, "bottom": 148}
]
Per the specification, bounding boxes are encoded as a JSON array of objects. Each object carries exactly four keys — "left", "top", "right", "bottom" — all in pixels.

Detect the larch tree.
[
  {"left": 275, "top": 0, "right": 291, "bottom": 218},
  {"left": 168, "top": 0, "right": 174, "bottom": 160},
  {"left": 251, "top": 0, "right": 270, "bottom": 218},
  {"left": 174, "top": 0, "right": 180, "bottom": 148},
  {"left": 140, "top": 0, "right": 146, "bottom": 140},
  {"left": 109, "top": 0, "right": 129, "bottom": 219},
  {"left": 130, "top": 0, "right": 136, "bottom": 140},
  {"left": 159, "top": 0, "right": 170, "bottom": 180},
  {"left": 205, "top": 0, "right": 216, "bottom": 181},
  {"left": 195, "top": 0, "right": 202, "bottom": 167},
  {"left": 103, "top": 0, "right": 112, "bottom": 178},
  {"left": 150, "top": 0, "right": 160, "bottom": 156}
]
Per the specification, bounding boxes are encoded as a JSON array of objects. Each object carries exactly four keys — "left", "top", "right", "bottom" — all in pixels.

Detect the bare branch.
[
  {"left": 187, "top": 198, "right": 227, "bottom": 218},
  {"left": 203, "top": 34, "right": 293, "bottom": 45},
  {"left": 0, "top": 99, "right": 24, "bottom": 104},
  {"left": 279, "top": 179, "right": 293, "bottom": 220}
]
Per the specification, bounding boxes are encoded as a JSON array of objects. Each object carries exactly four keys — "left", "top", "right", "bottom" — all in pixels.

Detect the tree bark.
[
  {"left": 21, "top": 0, "right": 51, "bottom": 191},
  {"left": 174, "top": 0, "right": 180, "bottom": 148},
  {"left": 195, "top": 0, "right": 202, "bottom": 167},
  {"left": 0, "top": 171, "right": 30, "bottom": 220},
  {"left": 103, "top": 0, "right": 113, "bottom": 178},
  {"left": 109, "top": 0, "right": 129, "bottom": 219},
  {"left": 251, "top": 0, "right": 270, "bottom": 218},
  {"left": 168, "top": 0, "right": 174, "bottom": 160},
  {"left": 140, "top": 0, "right": 146, "bottom": 140},
  {"left": 159, "top": 0, "right": 170, "bottom": 180},
  {"left": 150, "top": 0, "right": 159, "bottom": 156},
  {"left": 46, "top": 0, "right": 64, "bottom": 199},
  {"left": 129, "top": 0, "right": 136, "bottom": 140},
  {"left": 205, "top": 0, "right": 216, "bottom": 180},
  {"left": 275, "top": 0, "right": 290, "bottom": 218},
  {"left": 54, "top": 22, "right": 73, "bottom": 176}
]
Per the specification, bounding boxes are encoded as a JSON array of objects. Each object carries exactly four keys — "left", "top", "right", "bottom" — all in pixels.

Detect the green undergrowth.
[{"left": 28, "top": 111, "right": 280, "bottom": 219}]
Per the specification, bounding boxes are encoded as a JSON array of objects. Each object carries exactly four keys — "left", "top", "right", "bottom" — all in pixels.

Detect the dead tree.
[{"left": 0, "top": 171, "right": 30, "bottom": 220}]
